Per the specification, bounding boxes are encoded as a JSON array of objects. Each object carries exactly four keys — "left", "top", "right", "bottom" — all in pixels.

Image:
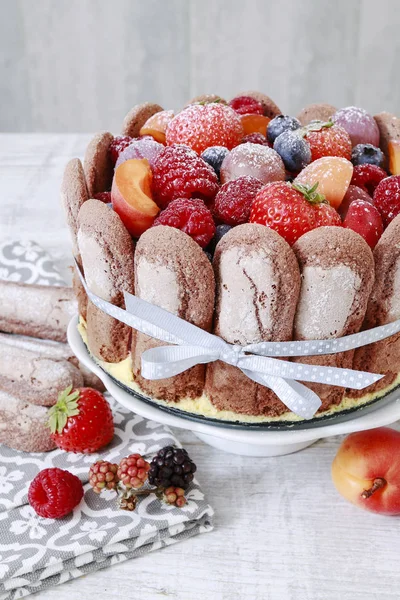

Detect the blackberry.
[
  {"left": 201, "top": 146, "right": 229, "bottom": 178},
  {"left": 148, "top": 446, "right": 197, "bottom": 490}
]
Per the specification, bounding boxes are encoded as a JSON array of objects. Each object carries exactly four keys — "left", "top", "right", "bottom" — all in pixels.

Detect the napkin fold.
[{"left": 0, "top": 240, "right": 214, "bottom": 600}]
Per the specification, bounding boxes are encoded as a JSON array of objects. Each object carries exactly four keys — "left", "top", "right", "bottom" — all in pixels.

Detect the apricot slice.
[
  {"left": 140, "top": 110, "right": 175, "bottom": 144},
  {"left": 388, "top": 140, "right": 400, "bottom": 175},
  {"left": 111, "top": 159, "right": 159, "bottom": 238},
  {"left": 294, "top": 156, "right": 353, "bottom": 209},
  {"left": 240, "top": 113, "right": 270, "bottom": 136}
]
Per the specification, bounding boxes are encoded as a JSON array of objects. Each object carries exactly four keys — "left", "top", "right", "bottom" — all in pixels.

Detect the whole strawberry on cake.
[{"left": 62, "top": 92, "right": 400, "bottom": 423}]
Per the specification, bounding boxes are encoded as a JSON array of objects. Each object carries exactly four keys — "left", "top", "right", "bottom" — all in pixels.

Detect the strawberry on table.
[{"left": 48, "top": 386, "right": 114, "bottom": 453}]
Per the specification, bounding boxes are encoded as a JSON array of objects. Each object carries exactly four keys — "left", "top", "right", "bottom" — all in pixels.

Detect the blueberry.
[
  {"left": 351, "top": 144, "right": 385, "bottom": 169},
  {"left": 273, "top": 130, "right": 311, "bottom": 173},
  {"left": 267, "top": 115, "right": 301, "bottom": 144},
  {"left": 206, "top": 224, "right": 232, "bottom": 255},
  {"left": 201, "top": 146, "right": 230, "bottom": 178}
]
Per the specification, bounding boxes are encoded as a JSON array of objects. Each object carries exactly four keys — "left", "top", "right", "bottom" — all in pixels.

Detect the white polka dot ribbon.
[{"left": 76, "top": 263, "right": 391, "bottom": 420}]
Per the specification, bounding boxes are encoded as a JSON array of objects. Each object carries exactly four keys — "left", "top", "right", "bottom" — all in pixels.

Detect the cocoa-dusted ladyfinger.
[
  {"left": 0, "top": 281, "right": 77, "bottom": 342},
  {"left": 77, "top": 199, "right": 135, "bottom": 362},
  {"left": 132, "top": 226, "right": 215, "bottom": 402},
  {"left": 297, "top": 103, "right": 337, "bottom": 126},
  {"left": 0, "top": 390, "right": 56, "bottom": 453},
  {"left": 352, "top": 214, "right": 400, "bottom": 395},
  {"left": 205, "top": 223, "right": 301, "bottom": 416},
  {"left": 83, "top": 131, "right": 114, "bottom": 196},
  {"left": 293, "top": 227, "right": 375, "bottom": 411},
  {"left": 373, "top": 112, "right": 400, "bottom": 158},
  {"left": 121, "top": 102, "right": 163, "bottom": 138},
  {"left": 239, "top": 91, "right": 281, "bottom": 119}
]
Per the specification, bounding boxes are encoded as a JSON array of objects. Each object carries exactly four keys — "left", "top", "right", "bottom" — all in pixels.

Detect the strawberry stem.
[
  {"left": 291, "top": 181, "right": 327, "bottom": 205},
  {"left": 47, "top": 386, "right": 80, "bottom": 434}
]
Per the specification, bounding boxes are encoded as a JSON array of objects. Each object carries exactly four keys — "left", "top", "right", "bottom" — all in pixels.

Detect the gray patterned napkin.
[{"left": 0, "top": 241, "right": 214, "bottom": 600}]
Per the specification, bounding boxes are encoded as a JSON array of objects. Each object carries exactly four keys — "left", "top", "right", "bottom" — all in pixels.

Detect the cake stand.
[{"left": 68, "top": 317, "right": 400, "bottom": 457}]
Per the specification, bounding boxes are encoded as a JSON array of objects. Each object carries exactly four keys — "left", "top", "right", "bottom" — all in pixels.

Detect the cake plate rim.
[{"left": 68, "top": 316, "right": 400, "bottom": 456}]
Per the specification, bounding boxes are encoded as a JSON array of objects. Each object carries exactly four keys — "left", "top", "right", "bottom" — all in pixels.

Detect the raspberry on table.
[
  {"left": 151, "top": 145, "right": 219, "bottom": 209},
  {"left": 228, "top": 95, "right": 264, "bottom": 116},
  {"left": 117, "top": 453, "right": 151, "bottom": 489},
  {"left": 148, "top": 446, "right": 197, "bottom": 490},
  {"left": 166, "top": 104, "right": 244, "bottom": 154},
  {"left": 373, "top": 175, "right": 400, "bottom": 227},
  {"left": 213, "top": 176, "right": 264, "bottom": 226},
  {"left": 28, "top": 468, "right": 84, "bottom": 519},
  {"left": 351, "top": 164, "right": 387, "bottom": 196},
  {"left": 109, "top": 136, "right": 132, "bottom": 166},
  {"left": 153, "top": 198, "right": 216, "bottom": 248},
  {"left": 89, "top": 460, "right": 119, "bottom": 494},
  {"left": 304, "top": 121, "right": 352, "bottom": 161}
]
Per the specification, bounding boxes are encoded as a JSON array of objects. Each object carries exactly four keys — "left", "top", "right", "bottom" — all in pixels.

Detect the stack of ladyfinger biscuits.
[{"left": 60, "top": 100, "right": 400, "bottom": 422}]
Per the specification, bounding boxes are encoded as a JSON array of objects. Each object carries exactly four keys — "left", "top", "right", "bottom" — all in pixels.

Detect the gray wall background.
[{"left": 1, "top": 0, "right": 399, "bottom": 133}]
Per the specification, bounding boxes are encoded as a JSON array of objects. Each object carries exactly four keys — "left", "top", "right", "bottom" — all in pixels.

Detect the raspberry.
[
  {"left": 109, "top": 136, "right": 132, "bottom": 166},
  {"left": 166, "top": 104, "right": 244, "bottom": 154},
  {"left": 148, "top": 446, "right": 197, "bottom": 490},
  {"left": 28, "top": 468, "right": 83, "bottom": 519},
  {"left": 93, "top": 192, "right": 112, "bottom": 203},
  {"left": 213, "top": 176, "right": 264, "bottom": 226},
  {"left": 162, "top": 486, "right": 187, "bottom": 508},
  {"left": 154, "top": 198, "right": 216, "bottom": 247},
  {"left": 241, "top": 133, "right": 270, "bottom": 146},
  {"left": 304, "top": 121, "right": 352, "bottom": 161},
  {"left": 152, "top": 145, "right": 219, "bottom": 209},
  {"left": 117, "top": 454, "right": 150, "bottom": 489},
  {"left": 89, "top": 460, "right": 119, "bottom": 494},
  {"left": 229, "top": 95, "right": 264, "bottom": 116},
  {"left": 373, "top": 175, "right": 400, "bottom": 227},
  {"left": 351, "top": 164, "right": 387, "bottom": 196}
]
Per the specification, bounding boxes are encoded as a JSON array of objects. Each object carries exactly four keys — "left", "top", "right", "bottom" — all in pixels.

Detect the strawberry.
[
  {"left": 314, "top": 203, "right": 342, "bottom": 227},
  {"left": 48, "top": 386, "right": 114, "bottom": 453},
  {"left": 304, "top": 120, "right": 352, "bottom": 161}
]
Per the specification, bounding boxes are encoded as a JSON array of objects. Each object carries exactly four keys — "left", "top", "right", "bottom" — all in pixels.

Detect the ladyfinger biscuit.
[
  {"left": 373, "top": 112, "right": 400, "bottom": 157},
  {"left": 352, "top": 214, "right": 400, "bottom": 394},
  {"left": 83, "top": 131, "right": 114, "bottom": 196},
  {"left": 239, "top": 91, "right": 281, "bottom": 119},
  {"left": 61, "top": 158, "right": 89, "bottom": 258},
  {"left": 0, "top": 281, "right": 77, "bottom": 342},
  {"left": 121, "top": 102, "right": 163, "bottom": 138},
  {"left": 293, "top": 227, "right": 375, "bottom": 411},
  {"left": 132, "top": 226, "right": 215, "bottom": 402},
  {"left": 297, "top": 103, "right": 337, "bottom": 126},
  {"left": 0, "top": 391, "right": 56, "bottom": 453},
  {"left": 205, "top": 223, "right": 301, "bottom": 416},
  {"left": 72, "top": 266, "right": 88, "bottom": 321},
  {"left": 0, "top": 342, "right": 83, "bottom": 406},
  {"left": 185, "top": 94, "right": 227, "bottom": 107},
  {"left": 77, "top": 199, "right": 135, "bottom": 362}
]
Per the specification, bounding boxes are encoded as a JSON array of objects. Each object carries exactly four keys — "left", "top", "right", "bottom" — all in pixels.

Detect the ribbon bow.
[{"left": 74, "top": 263, "right": 394, "bottom": 420}]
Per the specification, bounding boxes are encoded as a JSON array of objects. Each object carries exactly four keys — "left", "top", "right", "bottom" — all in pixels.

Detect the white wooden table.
[{"left": 1, "top": 134, "right": 400, "bottom": 600}]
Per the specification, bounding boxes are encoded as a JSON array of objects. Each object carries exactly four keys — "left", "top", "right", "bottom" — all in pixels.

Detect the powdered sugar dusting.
[
  {"left": 333, "top": 106, "right": 380, "bottom": 146},
  {"left": 220, "top": 142, "right": 285, "bottom": 184},
  {"left": 115, "top": 138, "right": 164, "bottom": 169}
]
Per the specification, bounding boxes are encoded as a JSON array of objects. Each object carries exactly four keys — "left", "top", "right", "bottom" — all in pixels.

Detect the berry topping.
[
  {"left": 115, "top": 138, "right": 164, "bottom": 169},
  {"left": 139, "top": 110, "right": 175, "bottom": 144},
  {"left": 109, "top": 136, "right": 132, "bottom": 166},
  {"left": 240, "top": 114, "right": 271, "bottom": 136},
  {"left": 89, "top": 461, "right": 119, "bottom": 493},
  {"left": 162, "top": 486, "right": 187, "bottom": 508},
  {"left": 213, "top": 176, "right": 264, "bottom": 226},
  {"left": 201, "top": 146, "right": 230, "bottom": 178},
  {"left": 332, "top": 106, "right": 380, "bottom": 147},
  {"left": 152, "top": 145, "right": 219, "bottom": 209},
  {"left": 273, "top": 130, "right": 311, "bottom": 172},
  {"left": 241, "top": 133, "right": 270, "bottom": 146},
  {"left": 117, "top": 453, "right": 151, "bottom": 489},
  {"left": 267, "top": 115, "right": 301, "bottom": 144},
  {"left": 294, "top": 156, "right": 353, "bottom": 209},
  {"left": 351, "top": 164, "right": 387, "bottom": 196},
  {"left": 304, "top": 120, "right": 352, "bottom": 161},
  {"left": 28, "top": 468, "right": 83, "bottom": 519},
  {"left": 343, "top": 200, "right": 383, "bottom": 248},
  {"left": 48, "top": 386, "right": 114, "bottom": 454},
  {"left": 339, "top": 184, "right": 373, "bottom": 219},
  {"left": 220, "top": 142, "right": 285, "bottom": 184},
  {"left": 229, "top": 95, "right": 264, "bottom": 115},
  {"left": 153, "top": 198, "right": 216, "bottom": 247},
  {"left": 148, "top": 446, "right": 197, "bottom": 490},
  {"left": 93, "top": 191, "right": 112, "bottom": 203},
  {"left": 166, "top": 104, "right": 244, "bottom": 154},
  {"left": 351, "top": 144, "right": 385, "bottom": 169},
  {"left": 313, "top": 203, "right": 342, "bottom": 227},
  {"left": 373, "top": 175, "right": 400, "bottom": 227},
  {"left": 250, "top": 181, "right": 321, "bottom": 245},
  {"left": 206, "top": 223, "right": 232, "bottom": 255}
]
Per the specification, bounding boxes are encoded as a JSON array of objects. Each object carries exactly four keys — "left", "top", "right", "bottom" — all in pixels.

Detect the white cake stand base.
[{"left": 68, "top": 317, "right": 400, "bottom": 457}]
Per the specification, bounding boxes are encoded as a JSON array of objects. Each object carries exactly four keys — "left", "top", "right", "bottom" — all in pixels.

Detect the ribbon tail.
[
  {"left": 241, "top": 368, "right": 322, "bottom": 419},
  {"left": 141, "top": 345, "right": 219, "bottom": 380}
]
